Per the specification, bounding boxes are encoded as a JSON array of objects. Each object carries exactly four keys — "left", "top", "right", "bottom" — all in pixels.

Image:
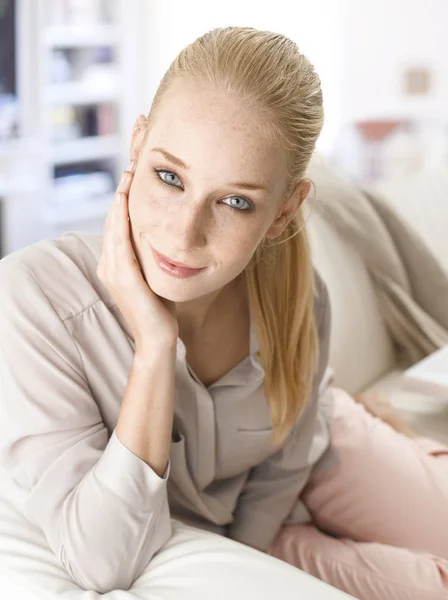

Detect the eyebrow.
[{"left": 150, "top": 147, "right": 269, "bottom": 193}]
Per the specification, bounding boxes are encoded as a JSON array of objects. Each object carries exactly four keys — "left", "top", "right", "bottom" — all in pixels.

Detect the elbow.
[
  {"left": 60, "top": 517, "right": 173, "bottom": 594},
  {"left": 61, "top": 545, "right": 132, "bottom": 594},
  {"left": 80, "top": 577, "right": 133, "bottom": 595},
  {"left": 62, "top": 551, "right": 141, "bottom": 594},
  {"left": 68, "top": 568, "right": 132, "bottom": 595}
]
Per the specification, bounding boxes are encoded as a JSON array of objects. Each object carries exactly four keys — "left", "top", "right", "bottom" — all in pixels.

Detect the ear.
[
  {"left": 130, "top": 114, "right": 149, "bottom": 163},
  {"left": 265, "top": 179, "right": 311, "bottom": 240}
]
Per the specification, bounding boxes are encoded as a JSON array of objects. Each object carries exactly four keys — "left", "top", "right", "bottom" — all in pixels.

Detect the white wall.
[
  {"left": 139, "top": 0, "right": 447, "bottom": 155},
  {"left": 339, "top": 0, "right": 448, "bottom": 124}
]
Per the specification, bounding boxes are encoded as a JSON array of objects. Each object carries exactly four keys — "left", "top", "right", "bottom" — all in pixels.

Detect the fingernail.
[
  {"left": 127, "top": 160, "right": 136, "bottom": 173},
  {"left": 116, "top": 192, "right": 122, "bottom": 205},
  {"left": 120, "top": 171, "right": 132, "bottom": 188}
]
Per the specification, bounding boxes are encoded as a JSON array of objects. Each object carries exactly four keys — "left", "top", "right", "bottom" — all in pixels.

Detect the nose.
[{"left": 169, "top": 198, "right": 208, "bottom": 250}]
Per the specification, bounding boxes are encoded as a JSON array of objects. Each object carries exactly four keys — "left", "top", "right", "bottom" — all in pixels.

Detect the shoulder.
[
  {"left": 311, "top": 267, "right": 333, "bottom": 389},
  {"left": 312, "top": 266, "right": 331, "bottom": 329},
  {"left": 0, "top": 232, "right": 109, "bottom": 322}
]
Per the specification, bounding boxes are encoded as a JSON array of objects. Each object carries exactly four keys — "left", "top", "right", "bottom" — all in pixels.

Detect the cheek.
[
  {"left": 230, "top": 217, "right": 264, "bottom": 251},
  {"left": 128, "top": 178, "right": 161, "bottom": 226},
  {"left": 216, "top": 223, "right": 262, "bottom": 267}
]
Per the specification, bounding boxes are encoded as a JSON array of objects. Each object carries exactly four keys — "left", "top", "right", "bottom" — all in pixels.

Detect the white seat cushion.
[
  {"left": 0, "top": 466, "right": 353, "bottom": 599},
  {"left": 363, "top": 368, "right": 448, "bottom": 446}
]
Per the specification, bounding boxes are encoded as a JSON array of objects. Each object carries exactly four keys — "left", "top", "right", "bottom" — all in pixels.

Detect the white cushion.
[
  {"left": 362, "top": 369, "right": 448, "bottom": 446},
  {"left": 0, "top": 466, "right": 352, "bottom": 599},
  {"left": 374, "top": 164, "right": 448, "bottom": 266},
  {"left": 308, "top": 210, "right": 396, "bottom": 394}
]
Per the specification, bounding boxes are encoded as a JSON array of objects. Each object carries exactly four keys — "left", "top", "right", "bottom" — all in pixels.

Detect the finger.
[
  {"left": 103, "top": 176, "right": 124, "bottom": 240},
  {"left": 100, "top": 160, "right": 136, "bottom": 283},
  {"left": 99, "top": 197, "right": 116, "bottom": 276},
  {"left": 117, "top": 160, "right": 136, "bottom": 196},
  {"left": 101, "top": 192, "right": 123, "bottom": 275},
  {"left": 109, "top": 161, "right": 135, "bottom": 239},
  {"left": 104, "top": 159, "right": 136, "bottom": 233},
  {"left": 104, "top": 161, "right": 136, "bottom": 260},
  {"left": 113, "top": 190, "right": 138, "bottom": 271},
  {"left": 112, "top": 163, "right": 142, "bottom": 278}
]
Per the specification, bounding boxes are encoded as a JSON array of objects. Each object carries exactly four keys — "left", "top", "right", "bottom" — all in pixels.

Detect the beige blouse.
[{"left": 0, "top": 231, "right": 334, "bottom": 593}]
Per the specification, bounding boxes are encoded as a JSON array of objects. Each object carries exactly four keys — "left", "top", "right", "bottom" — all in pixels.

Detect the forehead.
[{"left": 146, "top": 80, "right": 287, "bottom": 190}]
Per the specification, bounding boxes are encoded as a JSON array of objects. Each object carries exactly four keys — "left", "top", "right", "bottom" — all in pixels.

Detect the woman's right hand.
[{"left": 97, "top": 161, "right": 179, "bottom": 353}]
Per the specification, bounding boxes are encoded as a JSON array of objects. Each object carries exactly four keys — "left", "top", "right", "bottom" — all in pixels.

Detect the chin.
[{"left": 145, "top": 271, "right": 207, "bottom": 303}]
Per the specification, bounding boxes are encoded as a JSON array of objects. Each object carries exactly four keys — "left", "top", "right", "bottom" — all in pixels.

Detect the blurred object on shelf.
[
  {"left": 403, "top": 67, "right": 432, "bottom": 96},
  {"left": 53, "top": 170, "right": 113, "bottom": 204},
  {"left": 97, "top": 104, "right": 116, "bottom": 135},
  {"left": 0, "top": 94, "right": 20, "bottom": 140},
  {"left": 380, "top": 122, "right": 443, "bottom": 180},
  {"left": 49, "top": 49, "right": 73, "bottom": 83},
  {"left": 50, "top": 104, "right": 116, "bottom": 141},
  {"left": 46, "top": 46, "right": 117, "bottom": 109},
  {"left": 356, "top": 120, "right": 404, "bottom": 181},
  {"left": 45, "top": 165, "right": 115, "bottom": 226},
  {"left": 49, "top": 47, "right": 114, "bottom": 84},
  {"left": 331, "top": 118, "right": 448, "bottom": 183},
  {"left": 45, "top": 0, "right": 110, "bottom": 26},
  {"left": 50, "top": 105, "right": 79, "bottom": 142}
]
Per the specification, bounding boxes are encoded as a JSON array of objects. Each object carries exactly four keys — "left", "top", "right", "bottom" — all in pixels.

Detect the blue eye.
[
  {"left": 153, "top": 168, "right": 254, "bottom": 212},
  {"left": 221, "top": 196, "right": 252, "bottom": 211},
  {"left": 154, "top": 169, "right": 183, "bottom": 188}
]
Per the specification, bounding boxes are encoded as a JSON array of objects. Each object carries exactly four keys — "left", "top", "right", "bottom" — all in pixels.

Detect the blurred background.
[{"left": 0, "top": 0, "right": 447, "bottom": 257}]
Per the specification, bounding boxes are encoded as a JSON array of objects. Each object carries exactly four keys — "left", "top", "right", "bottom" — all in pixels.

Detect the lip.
[
  {"left": 148, "top": 243, "right": 206, "bottom": 279},
  {"left": 153, "top": 248, "right": 201, "bottom": 270}
]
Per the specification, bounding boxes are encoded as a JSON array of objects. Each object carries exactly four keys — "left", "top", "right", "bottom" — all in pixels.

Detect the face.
[{"left": 128, "top": 78, "right": 304, "bottom": 303}]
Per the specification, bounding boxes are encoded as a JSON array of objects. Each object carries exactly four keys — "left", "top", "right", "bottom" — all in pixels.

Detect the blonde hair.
[{"left": 148, "top": 26, "right": 324, "bottom": 446}]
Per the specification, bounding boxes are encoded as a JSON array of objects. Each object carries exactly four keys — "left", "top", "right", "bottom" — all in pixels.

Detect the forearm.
[
  {"left": 115, "top": 343, "right": 177, "bottom": 477},
  {"left": 59, "top": 431, "right": 172, "bottom": 592},
  {"left": 61, "top": 345, "right": 178, "bottom": 591}
]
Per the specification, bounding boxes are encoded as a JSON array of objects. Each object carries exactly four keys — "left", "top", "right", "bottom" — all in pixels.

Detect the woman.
[{"left": 0, "top": 26, "right": 447, "bottom": 600}]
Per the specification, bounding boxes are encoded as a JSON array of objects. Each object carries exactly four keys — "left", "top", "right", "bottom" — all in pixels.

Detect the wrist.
[{"left": 133, "top": 342, "right": 177, "bottom": 366}]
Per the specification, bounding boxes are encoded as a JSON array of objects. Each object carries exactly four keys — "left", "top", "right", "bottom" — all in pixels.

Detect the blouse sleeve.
[
  {"left": 0, "top": 257, "right": 172, "bottom": 593},
  {"left": 227, "top": 271, "right": 333, "bottom": 552}
]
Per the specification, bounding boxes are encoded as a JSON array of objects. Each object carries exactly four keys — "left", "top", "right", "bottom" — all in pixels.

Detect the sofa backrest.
[
  {"left": 307, "top": 209, "right": 396, "bottom": 394},
  {"left": 374, "top": 163, "right": 448, "bottom": 265}
]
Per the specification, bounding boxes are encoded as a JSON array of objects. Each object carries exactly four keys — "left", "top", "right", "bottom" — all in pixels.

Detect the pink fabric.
[{"left": 267, "top": 388, "right": 448, "bottom": 600}]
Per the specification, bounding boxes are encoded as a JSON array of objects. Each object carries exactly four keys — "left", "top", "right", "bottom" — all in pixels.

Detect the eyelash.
[{"left": 152, "top": 168, "right": 255, "bottom": 213}]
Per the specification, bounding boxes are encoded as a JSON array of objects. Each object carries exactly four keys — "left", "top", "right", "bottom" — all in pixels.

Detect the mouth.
[
  {"left": 145, "top": 239, "right": 207, "bottom": 279},
  {"left": 153, "top": 248, "right": 203, "bottom": 270}
]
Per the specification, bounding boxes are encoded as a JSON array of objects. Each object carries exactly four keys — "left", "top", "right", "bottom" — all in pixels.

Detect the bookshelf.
[{"left": 0, "top": 0, "right": 146, "bottom": 255}]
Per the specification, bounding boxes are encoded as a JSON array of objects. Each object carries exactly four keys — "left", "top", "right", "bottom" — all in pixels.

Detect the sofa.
[
  {"left": 309, "top": 158, "right": 448, "bottom": 446},
  {"left": 1, "top": 157, "right": 447, "bottom": 599}
]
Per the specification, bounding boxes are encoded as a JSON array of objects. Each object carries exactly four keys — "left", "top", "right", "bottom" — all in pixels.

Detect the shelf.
[
  {"left": 0, "top": 177, "right": 42, "bottom": 196},
  {"left": 44, "top": 81, "right": 118, "bottom": 105},
  {"left": 0, "top": 137, "right": 43, "bottom": 158},
  {"left": 2, "top": 0, "right": 146, "bottom": 256},
  {"left": 44, "top": 193, "right": 114, "bottom": 226},
  {"left": 44, "top": 25, "right": 119, "bottom": 48},
  {"left": 51, "top": 135, "right": 120, "bottom": 165}
]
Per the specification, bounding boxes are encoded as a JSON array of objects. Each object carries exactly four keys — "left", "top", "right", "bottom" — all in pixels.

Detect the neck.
[{"left": 176, "top": 273, "right": 246, "bottom": 339}]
